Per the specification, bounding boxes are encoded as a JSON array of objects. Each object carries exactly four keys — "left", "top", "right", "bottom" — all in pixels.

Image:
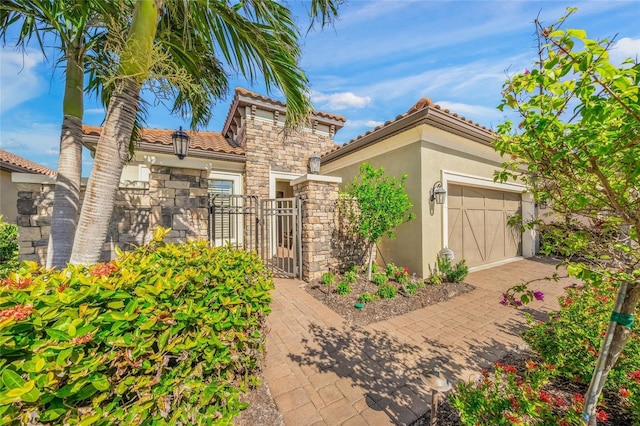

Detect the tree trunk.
[
  {"left": 367, "top": 242, "right": 374, "bottom": 281},
  {"left": 69, "top": 78, "right": 140, "bottom": 264},
  {"left": 70, "top": 0, "right": 159, "bottom": 264},
  {"left": 47, "top": 40, "right": 84, "bottom": 268},
  {"left": 584, "top": 280, "right": 640, "bottom": 424}
]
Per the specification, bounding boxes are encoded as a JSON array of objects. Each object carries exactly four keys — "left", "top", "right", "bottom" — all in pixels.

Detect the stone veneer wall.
[
  {"left": 17, "top": 165, "right": 210, "bottom": 264},
  {"left": 292, "top": 176, "right": 341, "bottom": 282},
  {"left": 243, "top": 116, "right": 336, "bottom": 198}
]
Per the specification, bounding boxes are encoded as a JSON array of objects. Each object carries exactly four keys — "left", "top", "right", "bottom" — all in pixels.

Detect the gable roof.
[
  {"left": 82, "top": 125, "right": 245, "bottom": 160},
  {"left": 321, "top": 97, "right": 496, "bottom": 164},
  {"left": 0, "top": 149, "right": 56, "bottom": 176},
  {"left": 222, "top": 87, "right": 346, "bottom": 140}
]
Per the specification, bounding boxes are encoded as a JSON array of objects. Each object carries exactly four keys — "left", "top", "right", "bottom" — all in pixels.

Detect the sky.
[{"left": 0, "top": 0, "right": 639, "bottom": 175}]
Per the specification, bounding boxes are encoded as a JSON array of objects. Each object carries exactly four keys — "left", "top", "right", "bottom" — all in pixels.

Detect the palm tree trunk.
[
  {"left": 69, "top": 78, "right": 140, "bottom": 264},
  {"left": 47, "top": 40, "right": 84, "bottom": 268},
  {"left": 70, "top": 0, "right": 159, "bottom": 264}
]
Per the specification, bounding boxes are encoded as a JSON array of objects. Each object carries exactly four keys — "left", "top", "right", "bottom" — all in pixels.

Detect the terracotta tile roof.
[
  {"left": 0, "top": 149, "right": 56, "bottom": 176},
  {"left": 83, "top": 125, "right": 244, "bottom": 156},
  {"left": 322, "top": 97, "right": 495, "bottom": 158},
  {"left": 235, "top": 87, "right": 347, "bottom": 123}
]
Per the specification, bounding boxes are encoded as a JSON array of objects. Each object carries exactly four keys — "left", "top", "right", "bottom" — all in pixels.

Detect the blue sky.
[{"left": 0, "top": 0, "right": 639, "bottom": 174}]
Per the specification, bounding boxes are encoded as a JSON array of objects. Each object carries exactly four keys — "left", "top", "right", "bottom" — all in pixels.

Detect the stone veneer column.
[
  {"left": 16, "top": 182, "right": 55, "bottom": 263},
  {"left": 291, "top": 174, "right": 342, "bottom": 282}
]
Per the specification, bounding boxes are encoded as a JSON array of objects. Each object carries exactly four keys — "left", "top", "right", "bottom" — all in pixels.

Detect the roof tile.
[
  {"left": 0, "top": 149, "right": 56, "bottom": 176},
  {"left": 83, "top": 125, "right": 244, "bottom": 155}
]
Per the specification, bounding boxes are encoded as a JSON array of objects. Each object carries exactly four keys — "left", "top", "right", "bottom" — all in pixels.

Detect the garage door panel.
[{"left": 447, "top": 184, "right": 521, "bottom": 267}]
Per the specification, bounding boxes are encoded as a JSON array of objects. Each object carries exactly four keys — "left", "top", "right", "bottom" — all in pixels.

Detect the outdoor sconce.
[
  {"left": 172, "top": 126, "right": 190, "bottom": 160},
  {"left": 309, "top": 152, "right": 321, "bottom": 174},
  {"left": 429, "top": 181, "right": 447, "bottom": 204},
  {"left": 422, "top": 369, "right": 452, "bottom": 426}
]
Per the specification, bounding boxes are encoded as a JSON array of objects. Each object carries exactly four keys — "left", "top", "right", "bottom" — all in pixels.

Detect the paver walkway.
[{"left": 263, "top": 257, "right": 576, "bottom": 425}]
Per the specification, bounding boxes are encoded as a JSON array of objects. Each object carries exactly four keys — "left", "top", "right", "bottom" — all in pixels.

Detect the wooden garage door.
[{"left": 447, "top": 185, "right": 521, "bottom": 267}]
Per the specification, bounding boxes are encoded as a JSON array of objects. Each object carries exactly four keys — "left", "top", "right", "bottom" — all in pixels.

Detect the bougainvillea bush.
[{"left": 0, "top": 228, "right": 274, "bottom": 425}]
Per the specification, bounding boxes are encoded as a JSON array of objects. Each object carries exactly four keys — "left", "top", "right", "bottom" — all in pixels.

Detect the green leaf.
[
  {"left": 20, "top": 385, "right": 41, "bottom": 403},
  {"left": 92, "top": 375, "right": 110, "bottom": 391},
  {"left": 2, "top": 369, "right": 25, "bottom": 390},
  {"left": 40, "top": 408, "right": 66, "bottom": 422},
  {"left": 45, "top": 329, "right": 70, "bottom": 341}
]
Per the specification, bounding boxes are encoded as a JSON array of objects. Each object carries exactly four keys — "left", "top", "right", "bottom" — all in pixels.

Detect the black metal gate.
[{"left": 208, "top": 194, "right": 302, "bottom": 278}]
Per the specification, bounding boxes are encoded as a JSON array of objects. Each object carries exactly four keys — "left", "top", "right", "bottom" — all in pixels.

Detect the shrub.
[
  {"left": 377, "top": 283, "right": 397, "bottom": 299},
  {"left": 403, "top": 283, "right": 418, "bottom": 296},
  {"left": 321, "top": 271, "right": 336, "bottom": 292},
  {"left": 450, "top": 360, "right": 590, "bottom": 425},
  {"left": 428, "top": 256, "right": 469, "bottom": 284},
  {"left": 0, "top": 216, "right": 18, "bottom": 278},
  {"left": 372, "top": 273, "right": 388, "bottom": 286},
  {"left": 343, "top": 270, "right": 358, "bottom": 284},
  {"left": 335, "top": 280, "right": 351, "bottom": 296},
  {"left": 0, "top": 228, "right": 274, "bottom": 424},
  {"left": 357, "top": 292, "right": 378, "bottom": 304},
  {"left": 385, "top": 263, "right": 399, "bottom": 278},
  {"left": 523, "top": 278, "right": 640, "bottom": 405}
]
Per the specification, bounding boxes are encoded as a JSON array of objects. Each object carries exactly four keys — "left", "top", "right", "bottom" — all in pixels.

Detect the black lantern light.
[
  {"left": 172, "top": 126, "right": 190, "bottom": 160},
  {"left": 309, "top": 152, "right": 321, "bottom": 174},
  {"left": 429, "top": 181, "right": 447, "bottom": 204}
]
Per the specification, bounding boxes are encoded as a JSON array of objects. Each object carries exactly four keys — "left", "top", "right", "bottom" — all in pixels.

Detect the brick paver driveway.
[{"left": 263, "top": 257, "right": 574, "bottom": 425}]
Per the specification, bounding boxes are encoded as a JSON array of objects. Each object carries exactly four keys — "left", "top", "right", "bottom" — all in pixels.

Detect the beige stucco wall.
[
  {"left": 0, "top": 170, "right": 18, "bottom": 223},
  {"left": 323, "top": 123, "right": 535, "bottom": 277},
  {"left": 419, "top": 124, "right": 534, "bottom": 274},
  {"left": 323, "top": 134, "right": 424, "bottom": 276}
]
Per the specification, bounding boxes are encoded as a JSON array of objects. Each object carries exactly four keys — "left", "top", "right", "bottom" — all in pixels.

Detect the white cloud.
[
  {"left": 0, "top": 49, "right": 46, "bottom": 113},
  {"left": 84, "top": 107, "right": 106, "bottom": 115},
  {"left": 343, "top": 119, "right": 384, "bottom": 129},
  {"left": 312, "top": 91, "right": 371, "bottom": 110},
  {"left": 0, "top": 121, "right": 60, "bottom": 161},
  {"left": 609, "top": 37, "right": 640, "bottom": 65}
]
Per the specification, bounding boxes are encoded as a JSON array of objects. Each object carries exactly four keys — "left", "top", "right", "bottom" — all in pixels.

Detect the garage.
[{"left": 447, "top": 184, "right": 522, "bottom": 267}]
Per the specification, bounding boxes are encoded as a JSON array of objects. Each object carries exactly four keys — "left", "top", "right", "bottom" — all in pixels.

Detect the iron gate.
[{"left": 208, "top": 194, "right": 302, "bottom": 278}]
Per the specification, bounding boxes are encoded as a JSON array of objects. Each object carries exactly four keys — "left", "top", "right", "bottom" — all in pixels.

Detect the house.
[
  {"left": 0, "top": 149, "right": 56, "bottom": 223},
  {"left": 15, "top": 88, "right": 346, "bottom": 268},
  {"left": 321, "top": 97, "right": 535, "bottom": 276},
  {"left": 12, "top": 88, "right": 535, "bottom": 278}
]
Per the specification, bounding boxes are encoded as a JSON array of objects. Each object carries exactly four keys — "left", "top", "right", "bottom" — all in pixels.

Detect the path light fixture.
[
  {"left": 309, "top": 152, "right": 321, "bottom": 174},
  {"left": 422, "top": 369, "right": 452, "bottom": 426},
  {"left": 429, "top": 181, "right": 446, "bottom": 204},
  {"left": 172, "top": 126, "right": 190, "bottom": 160}
]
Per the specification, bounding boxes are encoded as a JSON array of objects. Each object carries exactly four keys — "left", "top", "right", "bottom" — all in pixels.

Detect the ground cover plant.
[
  {"left": 306, "top": 261, "right": 474, "bottom": 326},
  {"left": 0, "top": 227, "right": 273, "bottom": 424}
]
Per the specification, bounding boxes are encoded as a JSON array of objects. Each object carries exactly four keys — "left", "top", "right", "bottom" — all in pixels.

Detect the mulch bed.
[{"left": 303, "top": 276, "right": 475, "bottom": 327}]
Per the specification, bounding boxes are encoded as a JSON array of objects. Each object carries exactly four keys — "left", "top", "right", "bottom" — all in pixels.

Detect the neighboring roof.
[
  {"left": 222, "top": 87, "right": 346, "bottom": 139},
  {"left": 322, "top": 97, "right": 496, "bottom": 164},
  {"left": 0, "top": 149, "right": 56, "bottom": 176},
  {"left": 83, "top": 125, "right": 245, "bottom": 160}
]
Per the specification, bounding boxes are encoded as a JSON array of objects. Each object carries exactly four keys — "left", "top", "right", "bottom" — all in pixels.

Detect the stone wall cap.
[{"left": 290, "top": 174, "right": 342, "bottom": 186}]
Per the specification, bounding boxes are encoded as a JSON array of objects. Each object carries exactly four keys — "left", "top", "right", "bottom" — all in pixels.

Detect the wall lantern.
[
  {"left": 172, "top": 126, "right": 190, "bottom": 160},
  {"left": 429, "top": 181, "right": 447, "bottom": 204},
  {"left": 309, "top": 152, "right": 321, "bottom": 174}
]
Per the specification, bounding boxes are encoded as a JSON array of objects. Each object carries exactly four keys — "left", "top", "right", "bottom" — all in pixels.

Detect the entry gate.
[{"left": 208, "top": 194, "right": 302, "bottom": 278}]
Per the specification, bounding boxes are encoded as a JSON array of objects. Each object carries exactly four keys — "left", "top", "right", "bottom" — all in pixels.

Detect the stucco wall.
[
  {"left": 420, "top": 124, "right": 534, "bottom": 274},
  {"left": 325, "top": 139, "right": 424, "bottom": 276},
  {"left": 0, "top": 170, "right": 18, "bottom": 223}
]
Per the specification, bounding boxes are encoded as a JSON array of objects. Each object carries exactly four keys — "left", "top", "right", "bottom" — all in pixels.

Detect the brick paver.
[{"left": 263, "top": 257, "right": 573, "bottom": 425}]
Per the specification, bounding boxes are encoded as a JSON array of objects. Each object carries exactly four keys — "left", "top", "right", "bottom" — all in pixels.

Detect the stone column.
[
  {"left": 291, "top": 174, "right": 342, "bottom": 282},
  {"left": 16, "top": 182, "right": 54, "bottom": 263}
]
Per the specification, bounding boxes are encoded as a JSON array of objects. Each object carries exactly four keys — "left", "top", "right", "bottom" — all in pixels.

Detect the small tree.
[
  {"left": 495, "top": 8, "right": 639, "bottom": 424},
  {"left": 342, "top": 163, "right": 413, "bottom": 281}
]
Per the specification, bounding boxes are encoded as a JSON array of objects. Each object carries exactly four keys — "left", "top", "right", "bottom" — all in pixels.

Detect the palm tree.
[
  {"left": 0, "top": 0, "right": 129, "bottom": 268},
  {"left": 69, "top": 0, "right": 342, "bottom": 264}
]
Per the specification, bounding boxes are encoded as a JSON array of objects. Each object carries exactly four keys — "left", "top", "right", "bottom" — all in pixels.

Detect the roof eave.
[
  {"left": 322, "top": 107, "right": 495, "bottom": 164},
  {"left": 83, "top": 136, "right": 246, "bottom": 163}
]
